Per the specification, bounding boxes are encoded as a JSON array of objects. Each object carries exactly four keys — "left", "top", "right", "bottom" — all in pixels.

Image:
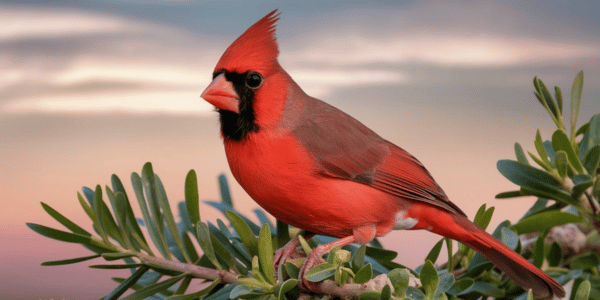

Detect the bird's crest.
[{"left": 215, "top": 9, "right": 280, "bottom": 74}]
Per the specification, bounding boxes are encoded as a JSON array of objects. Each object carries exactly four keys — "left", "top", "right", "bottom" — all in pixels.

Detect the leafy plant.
[{"left": 28, "top": 71, "right": 597, "bottom": 299}]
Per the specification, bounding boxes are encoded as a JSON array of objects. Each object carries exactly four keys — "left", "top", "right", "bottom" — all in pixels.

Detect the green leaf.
[
  {"left": 196, "top": 222, "right": 222, "bottom": 269},
  {"left": 436, "top": 273, "right": 455, "bottom": 296},
  {"left": 570, "top": 71, "right": 583, "bottom": 140},
  {"left": 380, "top": 284, "right": 391, "bottom": 300},
  {"left": 547, "top": 242, "right": 562, "bottom": 267},
  {"left": 41, "top": 254, "right": 101, "bottom": 266},
  {"left": 103, "top": 266, "right": 150, "bottom": 300},
  {"left": 154, "top": 175, "right": 191, "bottom": 262},
  {"left": 354, "top": 263, "right": 373, "bottom": 284},
  {"left": 579, "top": 114, "right": 600, "bottom": 159},
  {"left": 258, "top": 223, "right": 275, "bottom": 285},
  {"left": 572, "top": 175, "right": 594, "bottom": 201},
  {"left": 446, "top": 278, "right": 474, "bottom": 295},
  {"left": 555, "top": 150, "right": 569, "bottom": 178},
  {"left": 473, "top": 204, "right": 494, "bottom": 230},
  {"left": 121, "top": 273, "right": 186, "bottom": 300},
  {"left": 185, "top": 170, "right": 200, "bottom": 226},
  {"left": 495, "top": 190, "right": 524, "bottom": 199},
  {"left": 425, "top": 239, "right": 444, "bottom": 264},
  {"left": 570, "top": 252, "right": 600, "bottom": 270},
  {"left": 27, "top": 223, "right": 93, "bottom": 244},
  {"left": 533, "top": 233, "right": 545, "bottom": 268},
  {"left": 298, "top": 235, "right": 312, "bottom": 256},
  {"left": 352, "top": 244, "right": 367, "bottom": 272},
  {"left": 512, "top": 211, "right": 582, "bottom": 234},
  {"left": 275, "top": 279, "right": 298, "bottom": 300},
  {"left": 285, "top": 260, "right": 300, "bottom": 279},
  {"left": 218, "top": 174, "right": 233, "bottom": 207},
  {"left": 552, "top": 130, "right": 585, "bottom": 174},
  {"left": 226, "top": 210, "right": 259, "bottom": 257},
  {"left": 327, "top": 245, "right": 342, "bottom": 265},
  {"left": 359, "top": 291, "right": 382, "bottom": 300},
  {"left": 40, "top": 202, "right": 91, "bottom": 236},
  {"left": 583, "top": 145, "right": 600, "bottom": 175},
  {"left": 102, "top": 252, "right": 135, "bottom": 261},
  {"left": 555, "top": 86, "right": 563, "bottom": 115},
  {"left": 276, "top": 220, "right": 290, "bottom": 249},
  {"left": 365, "top": 246, "right": 397, "bottom": 261},
  {"left": 419, "top": 260, "right": 439, "bottom": 298},
  {"left": 388, "top": 268, "right": 410, "bottom": 297},
  {"left": 515, "top": 142, "right": 529, "bottom": 165},
  {"left": 131, "top": 172, "right": 170, "bottom": 260},
  {"left": 211, "top": 235, "right": 238, "bottom": 271},
  {"left": 497, "top": 160, "right": 572, "bottom": 202},
  {"left": 90, "top": 263, "right": 145, "bottom": 269},
  {"left": 304, "top": 262, "right": 336, "bottom": 282},
  {"left": 111, "top": 175, "right": 146, "bottom": 248},
  {"left": 574, "top": 280, "right": 591, "bottom": 300},
  {"left": 534, "top": 130, "right": 553, "bottom": 170},
  {"left": 93, "top": 185, "right": 123, "bottom": 245},
  {"left": 166, "top": 279, "right": 220, "bottom": 300}
]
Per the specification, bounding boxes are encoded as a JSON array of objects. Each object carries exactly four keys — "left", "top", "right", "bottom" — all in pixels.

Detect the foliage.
[{"left": 27, "top": 71, "right": 598, "bottom": 299}]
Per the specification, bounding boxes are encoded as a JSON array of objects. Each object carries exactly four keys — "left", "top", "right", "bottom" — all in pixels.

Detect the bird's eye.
[{"left": 245, "top": 72, "right": 263, "bottom": 89}]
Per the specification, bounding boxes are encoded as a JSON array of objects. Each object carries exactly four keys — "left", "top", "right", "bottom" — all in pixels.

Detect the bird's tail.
[{"left": 434, "top": 215, "right": 565, "bottom": 299}]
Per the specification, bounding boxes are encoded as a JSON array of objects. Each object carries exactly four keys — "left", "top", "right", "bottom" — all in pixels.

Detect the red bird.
[{"left": 201, "top": 10, "right": 565, "bottom": 299}]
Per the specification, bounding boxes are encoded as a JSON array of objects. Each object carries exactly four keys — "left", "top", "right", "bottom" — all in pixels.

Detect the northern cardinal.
[{"left": 201, "top": 10, "right": 565, "bottom": 299}]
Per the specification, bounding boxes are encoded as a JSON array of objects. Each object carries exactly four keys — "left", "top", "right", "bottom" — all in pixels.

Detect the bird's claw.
[{"left": 273, "top": 236, "right": 307, "bottom": 276}]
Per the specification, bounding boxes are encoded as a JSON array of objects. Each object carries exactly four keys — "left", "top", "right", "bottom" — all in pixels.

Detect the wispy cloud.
[{"left": 1, "top": 1, "right": 598, "bottom": 115}]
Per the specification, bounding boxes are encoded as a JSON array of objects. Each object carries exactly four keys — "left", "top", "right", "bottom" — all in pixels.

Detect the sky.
[{"left": 1, "top": 0, "right": 599, "bottom": 299}]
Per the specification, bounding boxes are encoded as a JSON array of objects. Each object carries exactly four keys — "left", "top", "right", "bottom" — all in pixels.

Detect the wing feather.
[{"left": 292, "top": 98, "right": 465, "bottom": 216}]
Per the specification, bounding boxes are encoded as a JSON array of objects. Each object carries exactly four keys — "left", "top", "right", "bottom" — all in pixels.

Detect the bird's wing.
[{"left": 292, "top": 98, "right": 465, "bottom": 216}]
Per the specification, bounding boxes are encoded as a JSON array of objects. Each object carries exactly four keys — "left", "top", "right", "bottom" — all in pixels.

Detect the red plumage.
[{"left": 201, "top": 9, "right": 565, "bottom": 299}]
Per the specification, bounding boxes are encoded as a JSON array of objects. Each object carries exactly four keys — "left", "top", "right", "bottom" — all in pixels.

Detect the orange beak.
[{"left": 201, "top": 73, "right": 240, "bottom": 114}]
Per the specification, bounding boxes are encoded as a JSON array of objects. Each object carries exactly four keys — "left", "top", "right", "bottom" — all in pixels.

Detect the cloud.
[
  {"left": 2, "top": 1, "right": 598, "bottom": 115},
  {"left": 281, "top": 1, "right": 600, "bottom": 67}
]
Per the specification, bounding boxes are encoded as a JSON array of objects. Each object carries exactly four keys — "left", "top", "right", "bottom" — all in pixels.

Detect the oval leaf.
[
  {"left": 258, "top": 223, "right": 275, "bottom": 285},
  {"left": 354, "top": 263, "right": 373, "bottom": 284},
  {"left": 511, "top": 211, "right": 583, "bottom": 234},
  {"left": 304, "top": 262, "right": 336, "bottom": 282},
  {"left": 497, "top": 160, "right": 572, "bottom": 202},
  {"left": 419, "top": 260, "right": 439, "bottom": 298}
]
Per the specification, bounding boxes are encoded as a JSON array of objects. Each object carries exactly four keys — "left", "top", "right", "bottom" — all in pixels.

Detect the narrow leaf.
[
  {"left": 258, "top": 223, "right": 276, "bottom": 285},
  {"left": 570, "top": 71, "right": 583, "bottom": 140},
  {"left": 276, "top": 220, "right": 290, "bottom": 248},
  {"left": 583, "top": 145, "right": 600, "bottom": 175},
  {"left": 425, "top": 239, "right": 444, "bottom": 264},
  {"left": 131, "top": 172, "right": 171, "bottom": 259},
  {"left": 352, "top": 244, "right": 367, "bottom": 272},
  {"left": 42, "top": 254, "right": 101, "bottom": 266},
  {"left": 154, "top": 175, "right": 191, "bottom": 262},
  {"left": 27, "top": 223, "right": 92, "bottom": 244},
  {"left": 552, "top": 130, "right": 585, "bottom": 174},
  {"left": 40, "top": 202, "right": 90, "bottom": 236},
  {"left": 226, "top": 210, "right": 258, "bottom": 257},
  {"left": 196, "top": 222, "right": 222, "bottom": 269},
  {"left": 103, "top": 266, "right": 150, "bottom": 300},
  {"left": 121, "top": 273, "right": 186, "bottom": 300},
  {"left": 218, "top": 174, "right": 233, "bottom": 207},
  {"left": 185, "top": 169, "right": 200, "bottom": 225},
  {"left": 515, "top": 142, "right": 529, "bottom": 165}
]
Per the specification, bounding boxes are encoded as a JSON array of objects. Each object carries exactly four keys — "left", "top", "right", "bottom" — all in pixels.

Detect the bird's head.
[{"left": 201, "top": 10, "right": 291, "bottom": 141}]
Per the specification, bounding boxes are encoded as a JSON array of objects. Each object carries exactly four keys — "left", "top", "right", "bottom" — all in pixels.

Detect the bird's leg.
[
  {"left": 273, "top": 231, "right": 315, "bottom": 276},
  {"left": 299, "top": 235, "right": 356, "bottom": 292}
]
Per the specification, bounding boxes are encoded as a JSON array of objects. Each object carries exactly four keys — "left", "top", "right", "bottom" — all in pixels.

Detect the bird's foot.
[
  {"left": 273, "top": 236, "right": 307, "bottom": 276},
  {"left": 297, "top": 244, "right": 328, "bottom": 293}
]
